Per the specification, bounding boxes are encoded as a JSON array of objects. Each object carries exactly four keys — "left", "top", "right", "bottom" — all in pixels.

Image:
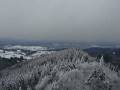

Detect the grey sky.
[{"left": 0, "top": 0, "right": 120, "bottom": 42}]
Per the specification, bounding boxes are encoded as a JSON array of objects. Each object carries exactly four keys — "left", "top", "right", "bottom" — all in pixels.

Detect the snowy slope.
[{"left": 0, "top": 49, "right": 120, "bottom": 90}]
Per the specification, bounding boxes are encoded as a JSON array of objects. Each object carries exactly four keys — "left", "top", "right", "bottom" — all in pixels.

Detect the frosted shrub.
[{"left": 35, "top": 76, "right": 51, "bottom": 90}]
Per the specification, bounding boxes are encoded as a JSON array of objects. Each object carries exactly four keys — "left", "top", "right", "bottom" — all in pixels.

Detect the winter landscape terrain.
[
  {"left": 1, "top": 45, "right": 53, "bottom": 59},
  {"left": 0, "top": 47, "right": 120, "bottom": 90},
  {"left": 0, "top": 0, "right": 120, "bottom": 90},
  {"left": 0, "top": 45, "right": 55, "bottom": 70}
]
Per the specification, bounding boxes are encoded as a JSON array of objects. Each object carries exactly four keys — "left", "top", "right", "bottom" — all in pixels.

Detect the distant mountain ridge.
[{"left": 0, "top": 38, "right": 119, "bottom": 49}]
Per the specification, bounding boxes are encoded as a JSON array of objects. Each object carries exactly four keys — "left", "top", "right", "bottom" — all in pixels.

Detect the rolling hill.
[{"left": 0, "top": 48, "right": 120, "bottom": 90}]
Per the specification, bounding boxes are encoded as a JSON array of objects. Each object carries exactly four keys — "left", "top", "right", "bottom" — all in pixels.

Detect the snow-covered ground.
[
  {"left": 0, "top": 49, "right": 31, "bottom": 59},
  {"left": 0, "top": 45, "right": 54, "bottom": 60},
  {"left": 4, "top": 45, "right": 48, "bottom": 51}
]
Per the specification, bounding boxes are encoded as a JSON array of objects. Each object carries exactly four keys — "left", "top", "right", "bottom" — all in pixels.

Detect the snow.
[
  {"left": 0, "top": 50, "right": 4, "bottom": 53},
  {"left": 0, "top": 45, "right": 54, "bottom": 60},
  {"left": 5, "top": 45, "right": 48, "bottom": 51},
  {"left": 0, "top": 50, "right": 30, "bottom": 59}
]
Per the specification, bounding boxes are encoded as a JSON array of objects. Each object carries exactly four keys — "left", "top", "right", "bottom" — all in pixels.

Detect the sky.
[{"left": 0, "top": 0, "right": 120, "bottom": 42}]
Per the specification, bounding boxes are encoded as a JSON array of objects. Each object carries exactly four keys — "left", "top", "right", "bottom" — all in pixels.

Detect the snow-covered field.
[
  {"left": 4, "top": 45, "right": 48, "bottom": 51},
  {"left": 0, "top": 45, "right": 54, "bottom": 60},
  {"left": 0, "top": 49, "right": 31, "bottom": 59}
]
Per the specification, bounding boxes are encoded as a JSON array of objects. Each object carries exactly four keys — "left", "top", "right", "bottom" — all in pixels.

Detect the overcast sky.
[{"left": 0, "top": 0, "right": 120, "bottom": 42}]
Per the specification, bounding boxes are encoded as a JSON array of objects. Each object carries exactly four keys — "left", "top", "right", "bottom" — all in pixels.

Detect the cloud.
[{"left": 0, "top": 0, "right": 120, "bottom": 42}]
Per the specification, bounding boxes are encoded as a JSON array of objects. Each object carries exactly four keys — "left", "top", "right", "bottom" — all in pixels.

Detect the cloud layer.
[{"left": 0, "top": 0, "right": 120, "bottom": 42}]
